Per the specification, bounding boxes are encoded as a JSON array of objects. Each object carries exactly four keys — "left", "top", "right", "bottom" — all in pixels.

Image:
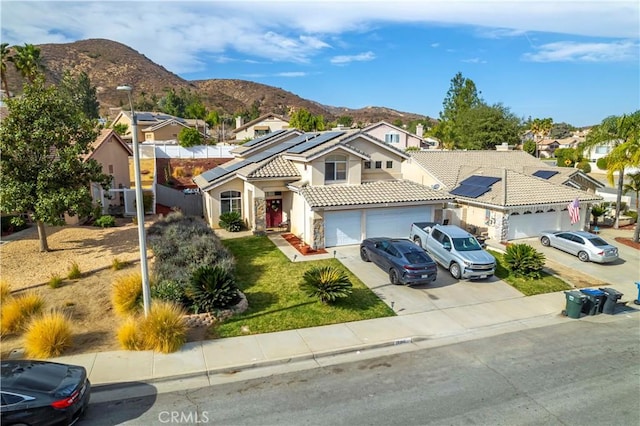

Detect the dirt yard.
[{"left": 0, "top": 220, "right": 148, "bottom": 358}]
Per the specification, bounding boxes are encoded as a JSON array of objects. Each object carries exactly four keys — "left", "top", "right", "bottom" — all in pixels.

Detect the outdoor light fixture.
[{"left": 117, "top": 85, "right": 151, "bottom": 316}]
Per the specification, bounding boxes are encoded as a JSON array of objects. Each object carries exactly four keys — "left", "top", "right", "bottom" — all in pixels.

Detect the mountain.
[{"left": 4, "top": 38, "right": 434, "bottom": 125}]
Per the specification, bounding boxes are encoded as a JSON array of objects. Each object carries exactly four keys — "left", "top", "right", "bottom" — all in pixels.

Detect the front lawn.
[
  {"left": 489, "top": 250, "right": 571, "bottom": 296},
  {"left": 214, "top": 236, "right": 395, "bottom": 338}
]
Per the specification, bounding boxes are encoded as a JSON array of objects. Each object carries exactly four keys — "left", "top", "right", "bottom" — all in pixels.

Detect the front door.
[{"left": 266, "top": 199, "right": 282, "bottom": 228}]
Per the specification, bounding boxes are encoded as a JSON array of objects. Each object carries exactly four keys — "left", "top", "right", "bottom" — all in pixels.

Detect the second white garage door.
[
  {"left": 366, "top": 206, "right": 432, "bottom": 239},
  {"left": 507, "top": 209, "right": 576, "bottom": 240}
]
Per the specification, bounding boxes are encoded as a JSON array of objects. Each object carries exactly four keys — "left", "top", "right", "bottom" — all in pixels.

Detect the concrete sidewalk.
[{"left": 52, "top": 227, "right": 639, "bottom": 399}]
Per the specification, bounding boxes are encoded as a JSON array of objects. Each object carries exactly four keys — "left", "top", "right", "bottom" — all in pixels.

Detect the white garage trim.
[
  {"left": 507, "top": 209, "right": 578, "bottom": 240},
  {"left": 365, "top": 206, "right": 432, "bottom": 239},
  {"left": 324, "top": 211, "right": 362, "bottom": 247}
]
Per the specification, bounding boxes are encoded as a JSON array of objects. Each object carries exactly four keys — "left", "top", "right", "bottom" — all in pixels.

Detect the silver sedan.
[{"left": 539, "top": 230, "right": 619, "bottom": 263}]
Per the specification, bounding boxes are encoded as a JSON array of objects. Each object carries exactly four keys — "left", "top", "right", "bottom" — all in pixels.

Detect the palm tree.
[
  {"left": 0, "top": 43, "right": 11, "bottom": 97},
  {"left": 530, "top": 117, "right": 553, "bottom": 157},
  {"left": 622, "top": 172, "right": 640, "bottom": 213},
  {"left": 11, "top": 43, "right": 45, "bottom": 83},
  {"left": 590, "top": 204, "right": 608, "bottom": 228},
  {"left": 580, "top": 111, "right": 640, "bottom": 230}
]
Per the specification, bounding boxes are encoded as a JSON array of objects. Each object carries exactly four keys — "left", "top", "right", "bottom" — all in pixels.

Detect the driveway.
[
  {"left": 334, "top": 245, "right": 523, "bottom": 315},
  {"left": 510, "top": 228, "right": 640, "bottom": 298}
]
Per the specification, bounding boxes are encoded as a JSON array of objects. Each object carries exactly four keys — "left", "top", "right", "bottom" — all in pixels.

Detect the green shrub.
[
  {"left": 596, "top": 157, "right": 608, "bottom": 170},
  {"left": 151, "top": 280, "right": 187, "bottom": 305},
  {"left": 504, "top": 243, "right": 546, "bottom": 279},
  {"left": 219, "top": 211, "right": 243, "bottom": 232},
  {"left": 111, "top": 257, "right": 129, "bottom": 271},
  {"left": 186, "top": 265, "right": 240, "bottom": 313},
  {"left": 626, "top": 210, "right": 638, "bottom": 223},
  {"left": 300, "top": 266, "right": 353, "bottom": 304},
  {"left": 94, "top": 215, "right": 116, "bottom": 228},
  {"left": 143, "top": 190, "right": 154, "bottom": 214},
  {"left": 1, "top": 215, "right": 28, "bottom": 233},
  {"left": 577, "top": 160, "right": 591, "bottom": 174}
]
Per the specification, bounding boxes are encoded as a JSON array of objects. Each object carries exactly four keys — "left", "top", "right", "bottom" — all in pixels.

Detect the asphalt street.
[{"left": 81, "top": 315, "right": 639, "bottom": 426}]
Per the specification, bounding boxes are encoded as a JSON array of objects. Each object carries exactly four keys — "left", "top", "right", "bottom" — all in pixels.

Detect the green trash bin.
[{"left": 564, "top": 291, "right": 586, "bottom": 319}]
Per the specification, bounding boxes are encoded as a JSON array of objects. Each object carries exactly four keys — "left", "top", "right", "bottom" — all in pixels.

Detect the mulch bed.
[{"left": 281, "top": 233, "right": 328, "bottom": 256}]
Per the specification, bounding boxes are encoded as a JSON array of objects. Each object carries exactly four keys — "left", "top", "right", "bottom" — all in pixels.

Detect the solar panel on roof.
[
  {"left": 450, "top": 185, "right": 491, "bottom": 198},
  {"left": 532, "top": 170, "right": 559, "bottom": 179},
  {"left": 287, "top": 131, "right": 345, "bottom": 154},
  {"left": 459, "top": 176, "right": 501, "bottom": 187},
  {"left": 242, "top": 129, "right": 287, "bottom": 147}
]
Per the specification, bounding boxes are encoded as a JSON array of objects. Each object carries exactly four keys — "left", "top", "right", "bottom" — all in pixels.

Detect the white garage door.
[
  {"left": 508, "top": 210, "right": 576, "bottom": 240},
  {"left": 366, "top": 206, "right": 432, "bottom": 239},
  {"left": 325, "top": 211, "right": 362, "bottom": 247}
]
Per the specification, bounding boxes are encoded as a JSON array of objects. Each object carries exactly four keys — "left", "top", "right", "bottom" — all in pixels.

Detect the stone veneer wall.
[
  {"left": 182, "top": 290, "right": 249, "bottom": 328},
  {"left": 254, "top": 197, "right": 266, "bottom": 235},
  {"left": 312, "top": 218, "right": 324, "bottom": 249}
]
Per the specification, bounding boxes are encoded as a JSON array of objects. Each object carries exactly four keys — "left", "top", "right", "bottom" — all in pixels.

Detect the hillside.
[{"left": 4, "top": 38, "right": 433, "bottom": 125}]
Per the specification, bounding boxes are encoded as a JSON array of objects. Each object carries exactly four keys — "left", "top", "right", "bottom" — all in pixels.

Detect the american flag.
[{"left": 568, "top": 198, "right": 580, "bottom": 225}]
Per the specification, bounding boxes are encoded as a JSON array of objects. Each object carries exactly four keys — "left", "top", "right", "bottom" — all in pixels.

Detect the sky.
[{"left": 1, "top": 0, "right": 639, "bottom": 127}]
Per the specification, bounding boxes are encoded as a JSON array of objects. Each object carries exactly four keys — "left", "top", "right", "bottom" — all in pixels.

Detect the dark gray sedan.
[
  {"left": 539, "top": 230, "right": 619, "bottom": 263},
  {"left": 360, "top": 237, "right": 438, "bottom": 285}
]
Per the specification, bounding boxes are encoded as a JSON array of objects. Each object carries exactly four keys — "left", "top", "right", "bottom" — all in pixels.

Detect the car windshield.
[
  {"left": 403, "top": 250, "right": 431, "bottom": 264},
  {"left": 587, "top": 236, "right": 610, "bottom": 247},
  {"left": 452, "top": 237, "right": 482, "bottom": 251}
]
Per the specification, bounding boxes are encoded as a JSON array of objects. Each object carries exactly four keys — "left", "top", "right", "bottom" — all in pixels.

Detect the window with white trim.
[
  {"left": 385, "top": 161, "right": 393, "bottom": 169},
  {"left": 325, "top": 155, "right": 347, "bottom": 182},
  {"left": 220, "top": 190, "right": 242, "bottom": 214},
  {"left": 385, "top": 133, "right": 400, "bottom": 143}
]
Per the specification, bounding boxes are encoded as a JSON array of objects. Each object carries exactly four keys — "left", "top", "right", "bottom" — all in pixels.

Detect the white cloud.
[
  {"left": 276, "top": 72, "right": 307, "bottom": 77},
  {"left": 462, "top": 57, "right": 487, "bottom": 64},
  {"left": 1, "top": 1, "right": 638, "bottom": 73},
  {"left": 431, "top": 43, "right": 440, "bottom": 48},
  {"left": 523, "top": 40, "right": 639, "bottom": 62},
  {"left": 330, "top": 51, "right": 376, "bottom": 64}
]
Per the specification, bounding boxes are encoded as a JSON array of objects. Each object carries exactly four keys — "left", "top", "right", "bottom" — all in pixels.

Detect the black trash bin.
[
  {"left": 599, "top": 287, "right": 624, "bottom": 315},
  {"left": 564, "top": 291, "right": 586, "bottom": 319},
  {"left": 580, "top": 288, "right": 606, "bottom": 315}
]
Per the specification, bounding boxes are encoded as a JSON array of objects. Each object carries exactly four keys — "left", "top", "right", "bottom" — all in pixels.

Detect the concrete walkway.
[{"left": 49, "top": 226, "right": 640, "bottom": 400}]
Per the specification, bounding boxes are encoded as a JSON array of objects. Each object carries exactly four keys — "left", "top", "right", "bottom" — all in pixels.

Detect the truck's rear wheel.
[
  {"left": 413, "top": 236, "right": 422, "bottom": 246},
  {"left": 449, "top": 262, "right": 462, "bottom": 279}
]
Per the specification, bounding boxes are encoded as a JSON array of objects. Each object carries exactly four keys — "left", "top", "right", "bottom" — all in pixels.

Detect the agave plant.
[
  {"left": 504, "top": 243, "right": 546, "bottom": 279},
  {"left": 219, "top": 212, "right": 243, "bottom": 232},
  {"left": 186, "top": 265, "right": 240, "bottom": 313},
  {"left": 300, "top": 266, "right": 353, "bottom": 304}
]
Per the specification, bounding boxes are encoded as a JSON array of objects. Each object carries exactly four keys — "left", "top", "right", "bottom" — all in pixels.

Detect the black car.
[
  {"left": 1, "top": 360, "right": 91, "bottom": 426},
  {"left": 360, "top": 237, "right": 438, "bottom": 286}
]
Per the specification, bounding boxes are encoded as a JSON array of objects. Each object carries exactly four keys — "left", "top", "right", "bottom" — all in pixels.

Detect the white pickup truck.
[{"left": 409, "top": 222, "right": 496, "bottom": 280}]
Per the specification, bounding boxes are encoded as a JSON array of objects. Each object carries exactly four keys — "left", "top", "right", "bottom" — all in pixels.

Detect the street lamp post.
[{"left": 117, "top": 85, "right": 151, "bottom": 316}]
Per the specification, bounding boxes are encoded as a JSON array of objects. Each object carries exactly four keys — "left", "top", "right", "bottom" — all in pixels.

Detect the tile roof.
[
  {"left": 451, "top": 167, "right": 601, "bottom": 207},
  {"left": 409, "top": 150, "right": 547, "bottom": 189},
  {"left": 246, "top": 155, "right": 300, "bottom": 179},
  {"left": 298, "top": 180, "right": 453, "bottom": 208}
]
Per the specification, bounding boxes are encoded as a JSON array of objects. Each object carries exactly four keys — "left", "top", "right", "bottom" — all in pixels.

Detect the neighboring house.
[
  {"left": 194, "top": 129, "right": 453, "bottom": 248},
  {"left": 403, "top": 150, "right": 603, "bottom": 242},
  {"left": 362, "top": 121, "right": 430, "bottom": 149},
  {"left": 82, "top": 129, "right": 133, "bottom": 219},
  {"left": 536, "top": 139, "right": 560, "bottom": 158},
  {"left": 111, "top": 111, "right": 207, "bottom": 143},
  {"left": 233, "top": 113, "right": 290, "bottom": 141}
]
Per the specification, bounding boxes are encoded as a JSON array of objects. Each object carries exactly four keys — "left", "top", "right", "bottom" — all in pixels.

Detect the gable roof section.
[
  {"left": 232, "top": 113, "right": 289, "bottom": 134},
  {"left": 297, "top": 180, "right": 453, "bottom": 209},
  {"left": 141, "top": 118, "right": 192, "bottom": 132},
  {"left": 246, "top": 155, "right": 300, "bottom": 179},
  {"left": 84, "top": 129, "right": 132, "bottom": 161},
  {"left": 362, "top": 120, "right": 426, "bottom": 142},
  {"left": 231, "top": 129, "right": 304, "bottom": 157}
]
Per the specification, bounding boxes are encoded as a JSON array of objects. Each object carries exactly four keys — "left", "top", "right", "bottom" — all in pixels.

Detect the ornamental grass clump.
[
  {"left": 300, "top": 266, "right": 353, "bottom": 304},
  {"left": 117, "top": 317, "right": 143, "bottom": 351},
  {"left": 112, "top": 273, "right": 143, "bottom": 316},
  {"left": 24, "top": 311, "right": 73, "bottom": 359},
  {"left": 140, "top": 301, "right": 187, "bottom": 353},
  {"left": 67, "top": 261, "right": 82, "bottom": 279},
  {"left": 48, "top": 273, "right": 64, "bottom": 288},
  {"left": 0, "top": 291, "right": 45, "bottom": 335},
  {"left": 0, "top": 280, "right": 12, "bottom": 304},
  {"left": 504, "top": 243, "right": 546, "bottom": 279}
]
